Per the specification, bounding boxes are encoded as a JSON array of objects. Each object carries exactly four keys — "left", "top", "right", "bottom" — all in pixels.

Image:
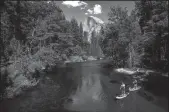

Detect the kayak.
[
  {"left": 115, "top": 92, "right": 129, "bottom": 99},
  {"left": 129, "top": 86, "right": 141, "bottom": 91}
]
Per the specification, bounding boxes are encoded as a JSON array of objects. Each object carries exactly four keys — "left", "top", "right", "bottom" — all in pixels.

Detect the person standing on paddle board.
[{"left": 120, "top": 81, "right": 125, "bottom": 95}]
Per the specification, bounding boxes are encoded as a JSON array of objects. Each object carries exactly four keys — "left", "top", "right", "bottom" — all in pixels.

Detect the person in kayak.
[{"left": 120, "top": 81, "right": 126, "bottom": 95}]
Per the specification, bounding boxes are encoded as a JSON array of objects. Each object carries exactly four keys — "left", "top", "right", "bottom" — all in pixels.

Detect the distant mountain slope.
[
  {"left": 83, "top": 16, "right": 104, "bottom": 57},
  {"left": 83, "top": 16, "right": 104, "bottom": 43}
]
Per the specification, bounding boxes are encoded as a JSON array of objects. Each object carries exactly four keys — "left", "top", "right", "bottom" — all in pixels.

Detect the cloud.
[
  {"left": 47, "top": 1, "right": 51, "bottom": 3},
  {"left": 87, "top": 9, "right": 93, "bottom": 14},
  {"left": 62, "top": 1, "right": 88, "bottom": 8},
  {"left": 85, "top": 4, "right": 102, "bottom": 15},
  {"left": 93, "top": 4, "right": 102, "bottom": 14},
  {"left": 85, "top": 12, "right": 89, "bottom": 15}
]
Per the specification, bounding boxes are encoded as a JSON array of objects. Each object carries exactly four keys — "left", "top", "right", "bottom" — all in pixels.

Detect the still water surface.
[{"left": 0, "top": 60, "right": 168, "bottom": 112}]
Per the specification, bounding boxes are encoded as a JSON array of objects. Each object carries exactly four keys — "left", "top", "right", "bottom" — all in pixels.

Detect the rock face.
[
  {"left": 83, "top": 16, "right": 104, "bottom": 43},
  {"left": 83, "top": 16, "right": 104, "bottom": 57}
]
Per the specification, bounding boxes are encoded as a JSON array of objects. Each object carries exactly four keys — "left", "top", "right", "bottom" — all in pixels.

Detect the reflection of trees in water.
[
  {"left": 66, "top": 73, "right": 107, "bottom": 112},
  {"left": 51, "top": 66, "right": 79, "bottom": 98},
  {"left": 70, "top": 73, "right": 103, "bottom": 103},
  {"left": 78, "top": 73, "right": 101, "bottom": 93}
]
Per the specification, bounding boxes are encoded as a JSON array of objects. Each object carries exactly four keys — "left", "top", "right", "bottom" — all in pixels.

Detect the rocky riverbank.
[{"left": 64, "top": 55, "right": 98, "bottom": 63}]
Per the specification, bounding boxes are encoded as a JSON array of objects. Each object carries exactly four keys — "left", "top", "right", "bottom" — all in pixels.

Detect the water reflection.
[
  {"left": 0, "top": 60, "right": 168, "bottom": 112},
  {"left": 64, "top": 62, "right": 107, "bottom": 112}
]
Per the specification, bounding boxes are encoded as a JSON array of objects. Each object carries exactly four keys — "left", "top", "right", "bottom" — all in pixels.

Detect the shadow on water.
[
  {"left": 109, "top": 80, "right": 120, "bottom": 84},
  {"left": 143, "top": 73, "right": 168, "bottom": 98}
]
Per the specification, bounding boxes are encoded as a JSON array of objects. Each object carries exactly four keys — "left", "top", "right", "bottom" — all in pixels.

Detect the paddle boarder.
[
  {"left": 115, "top": 81, "right": 129, "bottom": 99},
  {"left": 129, "top": 79, "right": 141, "bottom": 91},
  {"left": 120, "top": 81, "right": 126, "bottom": 96}
]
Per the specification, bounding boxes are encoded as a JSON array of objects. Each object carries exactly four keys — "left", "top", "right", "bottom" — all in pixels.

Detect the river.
[{"left": 0, "top": 60, "right": 168, "bottom": 112}]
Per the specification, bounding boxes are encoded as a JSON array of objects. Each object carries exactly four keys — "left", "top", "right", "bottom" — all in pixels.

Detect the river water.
[{"left": 0, "top": 60, "right": 168, "bottom": 112}]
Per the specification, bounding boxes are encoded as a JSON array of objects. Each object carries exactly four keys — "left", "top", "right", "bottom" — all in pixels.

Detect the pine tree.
[
  {"left": 70, "top": 18, "right": 80, "bottom": 36},
  {"left": 79, "top": 22, "right": 83, "bottom": 38},
  {"left": 70, "top": 18, "right": 83, "bottom": 45},
  {"left": 100, "top": 26, "right": 104, "bottom": 35},
  {"left": 135, "top": 1, "right": 168, "bottom": 70}
]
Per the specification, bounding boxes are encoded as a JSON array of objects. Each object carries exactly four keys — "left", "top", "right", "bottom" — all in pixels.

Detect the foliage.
[
  {"left": 100, "top": 5, "right": 144, "bottom": 67},
  {"left": 135, "top": 1, "right": 168, "bottom": 71},
  {"left": 100, "top": 1, "right": 168, "bottom": 70},
  {"left": 79, "top": 22, "right": 83, "bottom": 38},
  {"left": 70, "top": 18, "right": 83, "bottom": 45},
  {"left": 0, "top": 1, "right": 86, "bottom": 97}
]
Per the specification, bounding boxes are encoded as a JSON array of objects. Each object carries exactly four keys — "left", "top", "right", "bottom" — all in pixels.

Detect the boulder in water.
[
  {"left": 87, "top": 56, "right": 97, "bottom": 61},
  {"left": 115, "top": 68, "right": 136, "bottom": 75},
  {"left": 64, "top": 60, "right": 71, "bottom": 63},
  {"left": 69, "top": 56, "right": 84, "bottom": 62}
]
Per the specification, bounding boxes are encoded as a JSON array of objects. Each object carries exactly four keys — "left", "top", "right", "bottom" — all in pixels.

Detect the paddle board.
[
  {"left": 115, "top": 92, "right": 129, "bottom": 99},
  {"left": 129, "top": 86, "right": 141, "bottom": 91}
]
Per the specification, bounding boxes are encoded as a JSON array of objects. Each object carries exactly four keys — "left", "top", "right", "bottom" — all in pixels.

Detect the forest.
[
  {"left": 99, "top": 1, "right": 168, "bottom": 71},
  {"left": 0, "top": 1, "right": 168, "bottom": 99},
  {"left": 0, "top": 1, "right": 89, "bottom": 99}
]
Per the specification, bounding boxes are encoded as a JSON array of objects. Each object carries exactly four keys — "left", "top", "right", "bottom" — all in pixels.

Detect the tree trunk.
[{"left": 128, "top": 43, "right": 132, "bottom": 68}]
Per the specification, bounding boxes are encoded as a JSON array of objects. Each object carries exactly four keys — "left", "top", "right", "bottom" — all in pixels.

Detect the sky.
[{"left": 53, "top": 1, "right": 135, "bottom": 24}]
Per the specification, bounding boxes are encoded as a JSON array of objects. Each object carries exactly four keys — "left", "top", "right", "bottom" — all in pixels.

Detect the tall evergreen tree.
[
  {"left": 70, "top": 18, "right": 80, "bottom": 36},
  {"left": 135, "top": 1, "right": 168, "bottom": 70},
  {"left": 79, "top": 22, "right": 83, "bottom": 38},
  {"left": 70, "top": 18, "right": 83, "bottom": 45}
]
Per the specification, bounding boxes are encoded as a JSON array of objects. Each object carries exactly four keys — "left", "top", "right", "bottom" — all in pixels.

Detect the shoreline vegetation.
[
  {"left": 0, "top": 1, "right": 91, "bottom": 100},
  {"left": 0, "top": 55, "right": 100, "bottom": 100}
]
